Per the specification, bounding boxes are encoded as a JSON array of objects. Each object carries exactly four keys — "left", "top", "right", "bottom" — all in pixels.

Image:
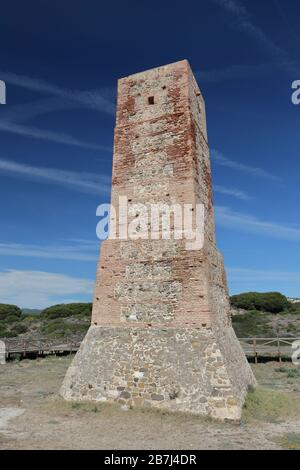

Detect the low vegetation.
[
  {"left": 230, "top": 292, "right": 291, "bottom": 313},
  {"left": 0, "top": 302, "right": 91, "bottom": 339},
  {"left": 275, "top": 366, "right": 300, "bottom": 379},
  {"left": 276, "top": 433, "right": 300, "bottom": 450},
  {"left": 42, "top": 303, "right": 92, "bottom": 319},
  {"left": 0, "top": 358, "right": 299, "bottom": 449},
  {"left": 242, "top": 386, "right": 299, "bottom": 423},
  {"left": 242, "top": 373, "right": 300, "bottom": 423},
  {"left": 230, "top": 292, "right": 300, "bottom": 337},
  {"left": 0, "top": 292, "right": 300, "bottom": 340},
  {"left": 41, "top": 318, "right": 89, "bottom": 338},
  {"left": 232, "top": 310, "right": 274, "bottom": 337}
]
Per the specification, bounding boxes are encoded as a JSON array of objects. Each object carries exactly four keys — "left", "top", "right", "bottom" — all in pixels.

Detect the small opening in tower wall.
[{"left": 148, "top": 96, "right": 155, "bottom": 105}]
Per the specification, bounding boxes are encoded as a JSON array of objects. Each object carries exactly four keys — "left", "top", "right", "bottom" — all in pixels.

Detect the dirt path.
[{"left": 0, "top": 356, "right": 299, "bottom": 449}]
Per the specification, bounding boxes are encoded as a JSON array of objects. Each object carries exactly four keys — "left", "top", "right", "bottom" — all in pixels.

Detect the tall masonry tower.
[{"left": 61, "top": 60, "right": 255, "bottom": 420}]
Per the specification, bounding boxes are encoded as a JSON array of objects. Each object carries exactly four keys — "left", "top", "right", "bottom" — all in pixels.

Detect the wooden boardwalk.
[
  {"left": 239, "top": 337, "right": 299, "bottom": 362},
  {"left": 2, "top": 337, "right": 83, "bottom": 359},
  {"left": 1, "top": 336, "right": 299, "bottom": 362}
]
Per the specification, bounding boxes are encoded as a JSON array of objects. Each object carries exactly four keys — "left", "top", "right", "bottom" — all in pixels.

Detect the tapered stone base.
[{"left": 60, "top": 325, "right": 256, "bottom": 421}]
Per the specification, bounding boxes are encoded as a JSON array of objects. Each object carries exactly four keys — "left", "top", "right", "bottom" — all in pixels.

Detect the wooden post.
[
  {"left": 253, "top": 338, "right": 258, "bottom": 364},
  {"left": 277, "top": 336, "right": 282, "bottom": 363}
]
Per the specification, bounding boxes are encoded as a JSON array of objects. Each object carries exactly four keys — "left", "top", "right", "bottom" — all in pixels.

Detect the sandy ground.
[{"left": 0, "top": 355, "right": 300, "bottom": 450}]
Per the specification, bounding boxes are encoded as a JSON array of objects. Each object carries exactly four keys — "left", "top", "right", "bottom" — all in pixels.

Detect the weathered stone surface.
[
  {"left": 61, "top": 60, "right": 256, "bottom": 420},
  {"left": 61, "top": 325, "right": 255, "bottom": 420},
  {"left": 121, "top": 303, "right": 174, "bottom": 323}
]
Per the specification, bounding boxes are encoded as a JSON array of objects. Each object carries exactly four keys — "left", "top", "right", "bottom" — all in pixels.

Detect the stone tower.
[{"left": 61, "top": 60, "right": 255, "bottom": 420}]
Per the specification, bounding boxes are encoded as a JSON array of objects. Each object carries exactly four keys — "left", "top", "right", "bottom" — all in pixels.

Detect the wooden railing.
[
  {"left": 1, "top": 335, "right": 299, "bottom": 362},
  {"left": 238, "top": 337, "right": 299, "bottom": 362},
  {"left": 1, "top": 334, "right": 84, "bottom": 358}
]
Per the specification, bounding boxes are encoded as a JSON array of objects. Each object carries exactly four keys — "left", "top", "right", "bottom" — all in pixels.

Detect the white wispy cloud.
[
  {"left": 0, "top": 241, "right": 98, "bottom": 262},
  {"left": 211, "top": 149, "right": 279, "bottom": 181},
  {"left": 63, "top": 238, "right": 99, "bottom": 248},
  {"left": 0, "top": 158, "right": 111, "bottom": 195},
  {"left": 0, "top": 71, "right": 115, "bottom": 149},
  {"left": 214, "top": 184, "right": 251, "bottom": 200},
  {"left": 211, "top": 0, "right": 296, "bottom": 73},
  {"left": 0, "top": 97, "right": 81, "bottom": 123},
  {"left": 0, "top": 71, "right": 115, "bottom": 114},
  {"left": 0, "top": 120, "right": 110, "bottom": 151},
  {"left": 215, "top": 206, "right": 300, "bottom": 242},
  {"left": 0, "top": 269, "right": 94, "bottom": 309}
]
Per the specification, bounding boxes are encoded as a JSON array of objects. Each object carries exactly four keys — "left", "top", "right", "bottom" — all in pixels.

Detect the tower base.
[{"left": 60, "top": 325, "right": 256, "bottom": 421}]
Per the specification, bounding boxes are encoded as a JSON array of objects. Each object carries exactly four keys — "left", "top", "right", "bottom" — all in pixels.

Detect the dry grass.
[
  {"left": 276, "top": 433, "right": 300, "bottom": 450},
  {"left": 0, "top": 356, "right": 300, "bottom": 449},
  {"left": 242, "top": 386, "right": 299, "bottom": 423}
]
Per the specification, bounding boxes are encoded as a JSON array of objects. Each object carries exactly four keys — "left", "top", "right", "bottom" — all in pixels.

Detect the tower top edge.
[{"left": 117, "top": 59, "right": 193, "bottom": 82}]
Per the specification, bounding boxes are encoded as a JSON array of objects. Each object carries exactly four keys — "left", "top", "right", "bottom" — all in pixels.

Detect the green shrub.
[
  {"left": 287, "top": 323, "right": 297, "bottom": 333},
  {"left": 275, "top": 367, "right": 300, "bottom": 379},
  {"left": 277, "top": 433, "right": 300, "bottom": 450},
  {"left": 41, "top": 319, "right": 89, "bottom": 337},
  {"left": 230, "top": 292, "right": 289, "bottom": 313},
  {"left": 243, "top": 386, "right": 299, "bottom": 422},
  {"left": 4, "top": 314, "right": 22, "bottom": 323},
  {"left": 6, "top": 330, "right": 18, "bottom": 338},
  {"left": 0, "top": 304, "right": 22, "bottom": 320},
  {"left": 41, "top": 303, "right": 92, "bottom": 319},
  {"left": 232, "top": 310, "right": 274, "bottom": 337},
  {"left": 0, "top": 328, "right": 17, "bottom": 338},
  {"left": 11, "top": 353, "right": 22, "bottom": 362},
  {"left": 275, "top": 367, "right": 286, "bottom": 373},
  {"left": 22, "top": 315, "right": 40, "bottom": 324},
  {"left": 11, "top": 323, "right": 28, "bottom": 335},
  {"left": 41, "top": 320, "right": 66, "bottom": 336},
  {"left": 287, "top": 302, "right": 300, "bottom": 314},
  {"left": 0, "top": 326, "right": 8, "bottom": 337},
  {"left": 286, "top": 369, "right": 300, "bottom": 379}
]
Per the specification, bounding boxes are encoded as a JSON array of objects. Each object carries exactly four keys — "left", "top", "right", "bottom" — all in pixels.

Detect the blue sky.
[{"left": 0, "top": 0, "right": 299, "bottom": 308}]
